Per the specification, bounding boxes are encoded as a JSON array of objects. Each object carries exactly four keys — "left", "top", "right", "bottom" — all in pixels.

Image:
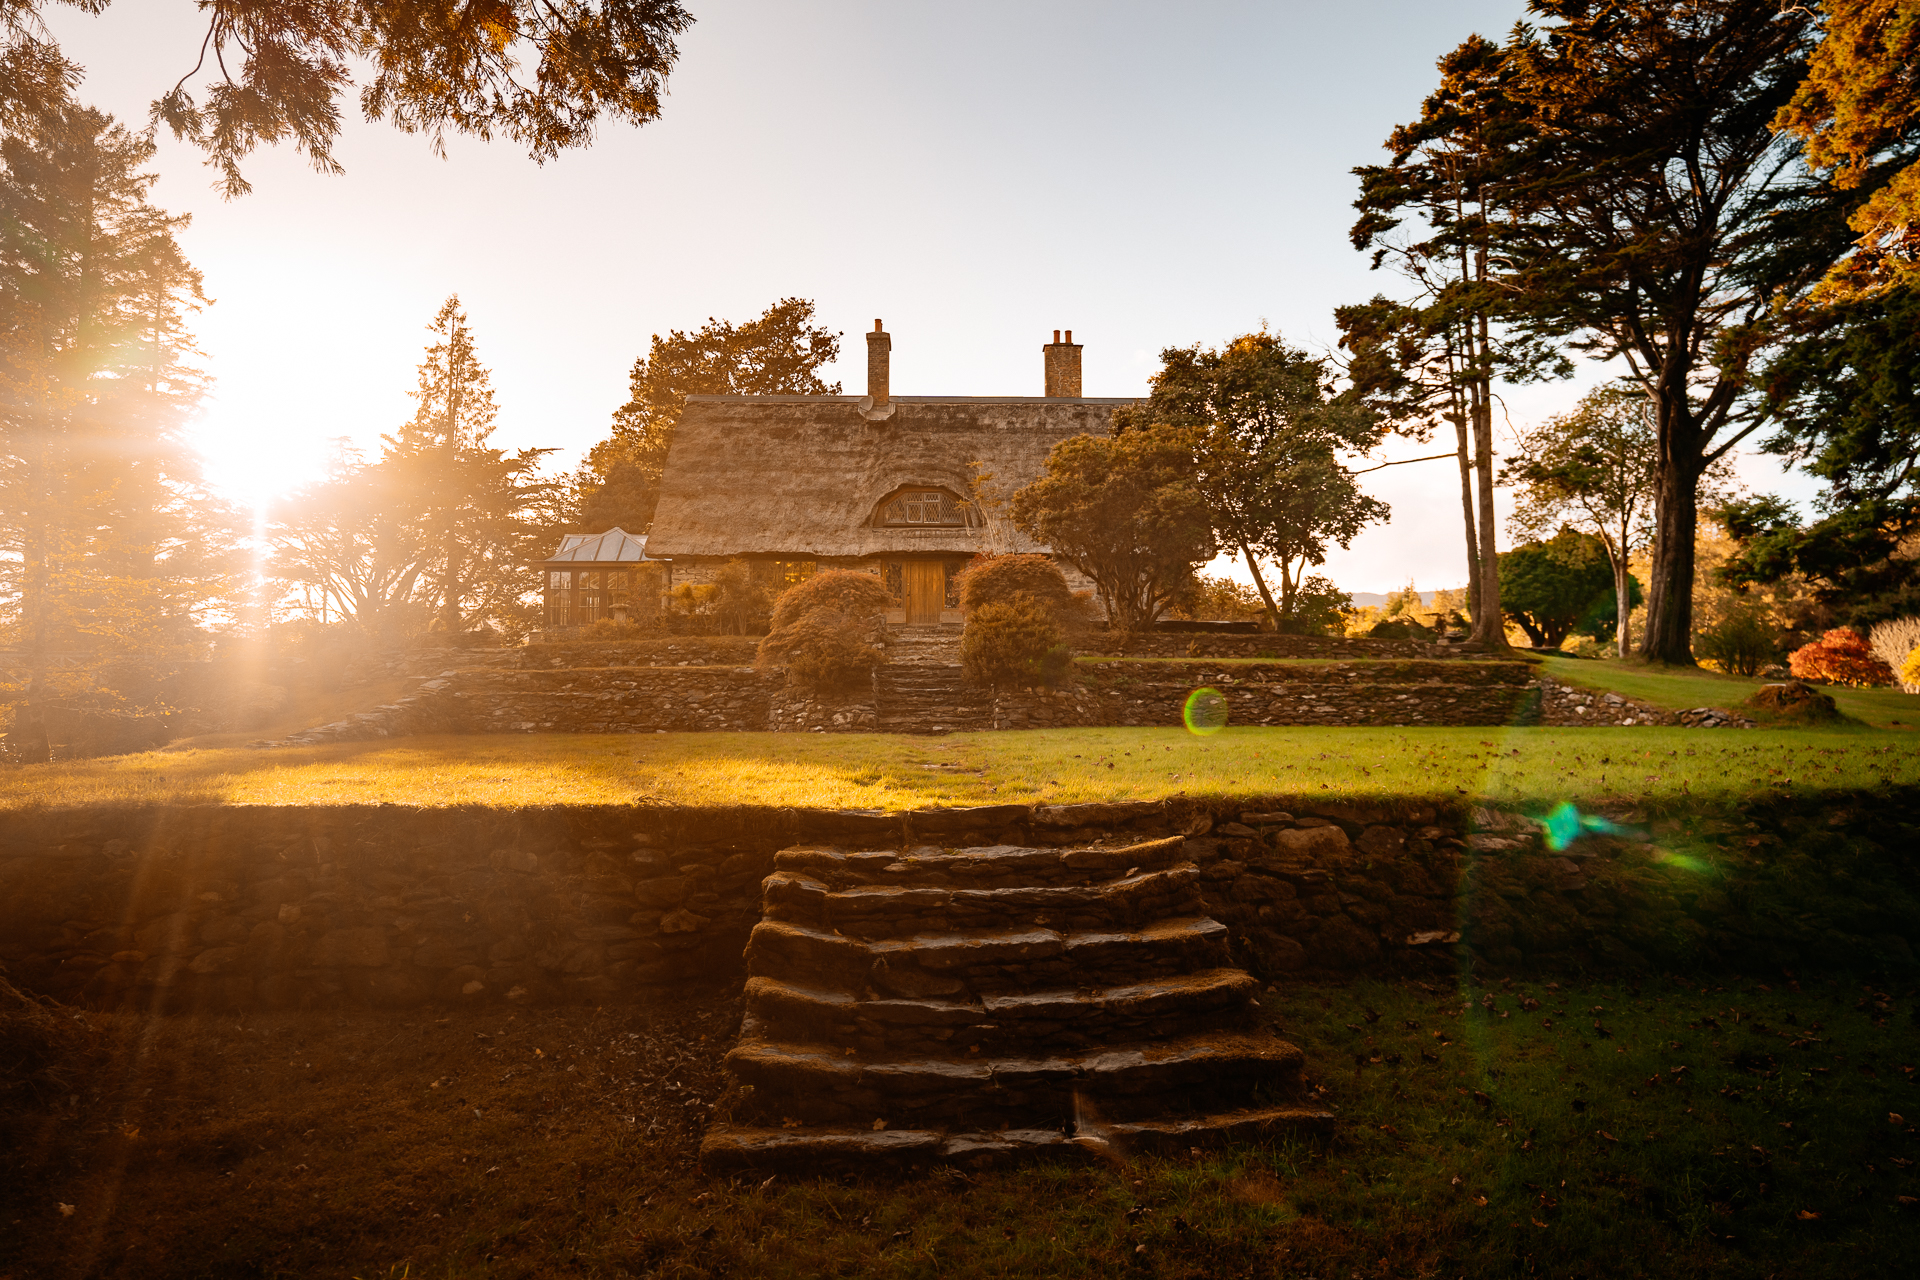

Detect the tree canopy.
[
  {"left": 2, "top": 0, "right": 693, "bottom": 196},
  {"left": 1498, "top": 527, "right": 1621, "bottom": 650},
  {"left": 574, "top": 298, "right": 841, "bottom": 534},
  {"left": 1776, "top": 0, "right": 1920, "bottom": 294},
  {"left": 1129, "top": 331, "right": 1386, "bottom": 633},
  {"left": 1009, "top": 425, "right": 1216, "bottom": 634},
  {"left": 271, "top": 296, "right": 554, "bottom": 635}
]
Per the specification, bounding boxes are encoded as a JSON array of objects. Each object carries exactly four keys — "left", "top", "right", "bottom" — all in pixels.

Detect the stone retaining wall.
[
  {"left": 3, "top": 793, "right": 1912, "bottom": 1014},
  {"left": 272, "top": 660, "right": 1555, "bottom": 743},
  {"left": 995, "top": 661, "right": 1540, "bottom": 729},
  {"left": 1090, "top": 633, "right": 1452, "bottom": 660}
]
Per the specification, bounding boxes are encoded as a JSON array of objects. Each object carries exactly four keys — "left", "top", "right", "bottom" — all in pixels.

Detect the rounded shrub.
[
  {"left": 1694, "top": 608, "right": 1782, "bottom": 676},
  {"left": 955, "top": 554, "right": 1076, "bottom": 622},
  {"left": 767, "top": 569, "right": 892, "bottom": 633},
  {"left": 961, "top": 593, "right": 1069, "bottom": 688},
  {"left": 1787, "top": 627, "right": 1895, "bottom": 687},
  {"left": 759, "top": 570, "right": 893, "bottom": 691}
]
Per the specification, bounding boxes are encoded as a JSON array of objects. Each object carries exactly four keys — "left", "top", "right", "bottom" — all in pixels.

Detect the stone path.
[{"left": 699, "top": 835, "right": 1333, "bottom": 1173}]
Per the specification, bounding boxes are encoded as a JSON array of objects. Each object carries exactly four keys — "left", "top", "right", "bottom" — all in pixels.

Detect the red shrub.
[{"left": 1786, "top": 627, "right": 1895, "bottom": 687}]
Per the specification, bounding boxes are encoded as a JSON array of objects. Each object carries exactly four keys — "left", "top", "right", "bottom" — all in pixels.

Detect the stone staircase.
[
  {"left": 700, "top": 835, "right": 1333, "bottom": 1174},
  {"left": 873, "top": 625, "right": 984, "bottom": 734}
]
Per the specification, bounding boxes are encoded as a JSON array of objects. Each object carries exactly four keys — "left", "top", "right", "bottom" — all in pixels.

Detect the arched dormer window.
[{"left": 872, "top": 486, "right": 976, "bottom": 528}]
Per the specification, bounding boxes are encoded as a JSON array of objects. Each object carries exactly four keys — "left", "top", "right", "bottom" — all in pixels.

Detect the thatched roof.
[
  {"left": 540, "top": 527, "right": 654, "bottom": 565},
  {"left": 646, "top": 396, "right": 1130, "bottom": 558}
]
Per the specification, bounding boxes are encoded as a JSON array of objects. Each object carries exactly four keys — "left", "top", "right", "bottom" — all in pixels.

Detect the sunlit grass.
[
  {"left": 2, "top": 725, "right": 1914, "bottom": 811},
  {"left": 1539, "top": 654, "right": 1920, "bottom": 728}
]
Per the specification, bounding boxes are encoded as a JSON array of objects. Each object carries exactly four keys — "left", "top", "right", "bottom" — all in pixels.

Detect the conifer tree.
[{"left": 0, "top": 99, "right": 236, "bottom": 756}]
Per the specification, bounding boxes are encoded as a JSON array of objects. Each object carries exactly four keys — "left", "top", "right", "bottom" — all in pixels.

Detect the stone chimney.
[
  {"left": 1043, "top": 328, "right": 1082, "bottom": 397},
  {"left": 867, "top": 319, "right": 891, "bottom": 407}
]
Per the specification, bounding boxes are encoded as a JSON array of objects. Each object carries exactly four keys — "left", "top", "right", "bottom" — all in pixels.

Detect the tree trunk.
[
  {"left": 1466, "top": 386, "right": 1506, "bottom": 650},
  {"left": 1454, "top": 415, "right": 1480, "bottom": 619},
  {"left": 1240, "top": 544, "right": 1282, "bottom": 631},
  {"left": 1639, "top": 450, "right": 1700, "bottom": 665},
  {"left": 1611, "top": 519, "right": 1632, "bottom": 660}
]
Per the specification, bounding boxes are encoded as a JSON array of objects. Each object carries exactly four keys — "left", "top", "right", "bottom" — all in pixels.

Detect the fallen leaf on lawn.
[
  {"left": 1891, "top": 1113, "right": 1906, "bottom": 1126},
  {"left": 1473, "top": 1195, "right": 1488, "bottom": 1207},
  {"left": 1596, "top": 1131, "right": 1619, "bottom": 1142},
  {"left": 872, "top": 1118, "right": 887, "bottom": 1131},
  {"left": 1797, "top": 1210, "right": 1820, "bottom": 1221},
  {"left": 57, "top": 1203, "right": 75, "bottom": 1217},
  {"left": 1531, "top": 1218, "right": 1549, "bottom": 1228}
]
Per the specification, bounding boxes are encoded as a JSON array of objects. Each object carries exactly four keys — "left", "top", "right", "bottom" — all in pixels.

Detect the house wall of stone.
[{"left": 3, "top": 794, "right": 1911, "bottom": 1013}]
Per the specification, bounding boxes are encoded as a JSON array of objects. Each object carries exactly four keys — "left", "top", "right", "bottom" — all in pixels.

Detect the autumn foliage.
[
  {"left": 1786, "top": 628, "right": 1895, "bottom": 687},
  {"left": 758, "top": 570, "right": 892, "bottom": 691}
]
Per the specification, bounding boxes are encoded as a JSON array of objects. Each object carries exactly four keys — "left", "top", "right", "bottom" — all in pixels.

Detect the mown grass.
[
  {"left": 1539, "top": 655, "right": 1920, "bottom": 729},
  {"left": 0, "top": 725, "right": 1914, "bottom": 812},
  {"left": 5, "top": 978, "right": 1914, "bottom": 1278}
]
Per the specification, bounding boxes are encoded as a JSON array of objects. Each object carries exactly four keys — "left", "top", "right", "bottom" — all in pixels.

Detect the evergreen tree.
[
  {"left": 4, "top": 1, "right": 693, "bottom": 197},
  {"left": 273, "top": 297, "right": 552, "bottom": 636},
  {"left": 0, "top": 99, "right": 236, "bottom": 757},
  {"left": 1340, "top": 34, "right": 1568, "bottom": 651}
]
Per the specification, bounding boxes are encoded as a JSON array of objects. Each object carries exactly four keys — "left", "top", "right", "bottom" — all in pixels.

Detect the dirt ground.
[{"left": 0, "top": 985, "right": 742, "bottom": 1279}]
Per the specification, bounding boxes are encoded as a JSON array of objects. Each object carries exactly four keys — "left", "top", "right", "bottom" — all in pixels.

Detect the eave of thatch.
[{"left": 646, "top": 396, "right": 1129, "bottom": 559}]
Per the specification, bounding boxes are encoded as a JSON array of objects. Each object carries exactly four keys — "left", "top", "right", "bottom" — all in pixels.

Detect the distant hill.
[{"left": 1346, "top": 589, "right": 1461, "bottom": 607}]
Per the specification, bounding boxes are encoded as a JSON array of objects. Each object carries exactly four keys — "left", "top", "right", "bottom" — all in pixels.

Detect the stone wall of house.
[{"left": 2, "top": 794, "right": 1912, "bottom": 1014}]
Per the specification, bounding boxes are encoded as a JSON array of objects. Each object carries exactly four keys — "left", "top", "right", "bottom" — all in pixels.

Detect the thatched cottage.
[{"left": 645, "top": 322, "right": 1131, "bottom": 624}]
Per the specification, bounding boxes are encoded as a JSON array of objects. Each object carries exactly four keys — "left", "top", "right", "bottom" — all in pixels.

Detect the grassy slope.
[
  {"left": 1, "top": 724, "right": 1914, "bottom": 811},
  {"left": 1540, "top": 655, "right": 1920, "bottom": 729},
  {"left": 5, "top": 978, "right": 1914, "bottom": 1279}
]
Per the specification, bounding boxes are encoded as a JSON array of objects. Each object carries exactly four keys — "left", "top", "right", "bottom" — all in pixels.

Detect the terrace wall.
[
  {"left": 2, "top": 793, "right": 1912, "bottom": 1015},
  {"left": 276, "top": 659, "right": 1548, "bottom": 744}
]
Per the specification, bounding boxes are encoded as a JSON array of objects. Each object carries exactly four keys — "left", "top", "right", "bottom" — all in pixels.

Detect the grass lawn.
[
  {"left": 1, "top": 725, "right": 1914, "bottom": 811},
  {"left": 1539, "top": 655, "right": 1920, "bottom": 729},
  {"left": 6, "top": 977, "right": 1914, "bottom": 1279}
]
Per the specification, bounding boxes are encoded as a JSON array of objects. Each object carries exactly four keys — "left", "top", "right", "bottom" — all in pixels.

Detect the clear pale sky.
[{"left": 47, "top": 0, "right": 1807, "bottom": 595}]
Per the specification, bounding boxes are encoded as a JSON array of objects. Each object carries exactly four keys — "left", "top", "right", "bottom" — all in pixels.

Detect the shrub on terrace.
[
  {"left": 1787, "top": 627, "right": 1895, "bottom": 687},
  {"left": 758, "top": 570, "right": 892, "bottom": 691},
  {"left": 960, "top": 593, "right": 1070, "bottom": 688}
]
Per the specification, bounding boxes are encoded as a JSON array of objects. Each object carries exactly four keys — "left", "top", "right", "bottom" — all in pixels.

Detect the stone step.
[
  {"left": 723, "top": 1028, "right": 1308, "bottom": 1128},
  {"left": 744, "top": 914, "right": 1233, "bottom": 995},
  {"left": 744, "top": 968, "right": 1259, "bottom": 1054},
  {"left": 774, "top": 837, "right": 1188, "bottom": 888},
  {"left": 762, "top": 864, "right": 1203, "bottom": 939},
  {"left": 699, "top": 1104, "right": 1336, "bottom": 1174}
]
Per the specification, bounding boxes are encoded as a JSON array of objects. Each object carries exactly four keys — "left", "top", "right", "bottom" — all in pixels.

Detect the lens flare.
[
  {"left": 1538, "top": 800, "right": 1623, "bottom": 851},
  {"left": 1182, "top": 687, "right": 1228, "bottom": 735}
]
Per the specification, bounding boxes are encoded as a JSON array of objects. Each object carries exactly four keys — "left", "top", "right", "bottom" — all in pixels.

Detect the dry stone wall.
[
  {"left": 1095, "top": 633, "right": 1452, "bottom": 660},
  {"left": 3, "top": 793, "right": 1913, "bottom": 1015},
  {"left": 995, "top": 661, "right": 1540, "bottom": 729},
  {"left": 270, "top": 658, "right": 1555, "bottom": 743}
]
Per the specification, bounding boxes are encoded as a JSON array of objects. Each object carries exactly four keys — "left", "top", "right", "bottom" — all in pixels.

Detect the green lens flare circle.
[{"left": 1183, "top": 686, "right": 1228, "bottom": 735}]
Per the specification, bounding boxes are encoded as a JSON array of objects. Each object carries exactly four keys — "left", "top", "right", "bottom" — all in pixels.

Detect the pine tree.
[{"left": 0, "top": 99, "right": 235, "bottom": 757}]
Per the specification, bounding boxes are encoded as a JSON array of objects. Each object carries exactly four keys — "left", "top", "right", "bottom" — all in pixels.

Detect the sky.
[{"left": 44, "top": 0, "right": 1816, "bottom": 595}]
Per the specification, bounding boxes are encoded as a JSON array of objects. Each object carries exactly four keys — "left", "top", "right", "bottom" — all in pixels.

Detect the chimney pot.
[
  {"left": 866, "top": 321, "right": 891, "bottom": 407},
  {"left": 1043, "top": 328, "right": 1083, "bottom": 398}
]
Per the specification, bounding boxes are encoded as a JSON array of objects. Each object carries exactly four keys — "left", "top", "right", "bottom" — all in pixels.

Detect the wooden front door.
[{"left": 903, "top": 561, "right": 945, "bottom": 624}]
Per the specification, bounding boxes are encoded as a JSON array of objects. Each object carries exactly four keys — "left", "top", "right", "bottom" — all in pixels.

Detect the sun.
[{"left": 185, "top": 404, "right": 343, "bottom": 516}]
